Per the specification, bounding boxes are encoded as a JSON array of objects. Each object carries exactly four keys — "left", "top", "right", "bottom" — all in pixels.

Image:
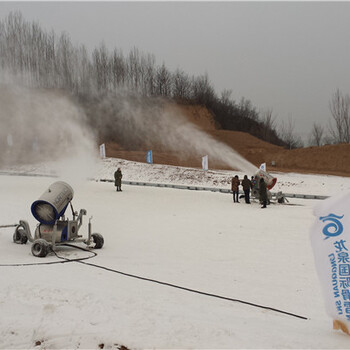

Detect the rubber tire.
[
  {"left": 13, "top": 228, "right": 28, "bottom": 244},
  {"left": 31, "top": 239, "right": 50, "bottom": 257},
  {"left": 92, "top": 233, "right": 104, "bottom": 249}
]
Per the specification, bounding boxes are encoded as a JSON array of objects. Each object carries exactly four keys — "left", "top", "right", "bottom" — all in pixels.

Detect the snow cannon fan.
[
  {"left": 251, "top": 169, "right": 277, "bottom": 202},
  {"left": 13, "top": 181, "right": 104, "bottom": 257},
  {"left": 255, "top": 169, "right": 277, "bottom": 190},
  {"left": 31, "top": 181, "right": 74, "bottom": 225}
]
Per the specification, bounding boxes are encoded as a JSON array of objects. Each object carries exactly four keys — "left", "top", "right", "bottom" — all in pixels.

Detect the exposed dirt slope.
[{"left": 105, "top": 104, "right": 350, "bottom": 177}]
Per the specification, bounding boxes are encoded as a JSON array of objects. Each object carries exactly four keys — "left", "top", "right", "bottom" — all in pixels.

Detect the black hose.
[
  {"left": 0, "top": 243, "right": 96, "bottom": 266},
  {"left": 54, "top": 246, "right": 308, "bottom": 320},
  {"left": 1, "top": 244, "right": 308, "bottom": 320},
  {"left": 75, "top": 259, "right": 308, "bottom": 320}
]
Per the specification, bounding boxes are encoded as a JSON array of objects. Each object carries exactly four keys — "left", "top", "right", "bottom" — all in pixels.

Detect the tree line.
[
  {"left": 309, "top": 89, "right": 350, "bottom": 147},
  {"left": 0, "top": 12, "right": 223, "bottom": 101},
  {"left": 5, "top": 11, "right": 347, "bottom": 149}
]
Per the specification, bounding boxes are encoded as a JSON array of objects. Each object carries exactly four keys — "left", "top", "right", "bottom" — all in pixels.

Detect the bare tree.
[
  {"left": 220, "top": 89, "right": 233, "bottom": 106},
  {"left": 260, "top": 108, "right": 277, "bottom": 143},
  {"left": 127, "top": 47, "right": 142, "bottom": 92},
  {"left": 191, "top": 73, "right": 215, "bottom": 106},
  {"left": 309, "top": 122, "right": 324, "bottom": 146},
  {"left": 238, "top": 98, "right": 259, "bottom": 121},
  {"left": 279, "top": 115, "right": 303, "bottom": 149},
  {"left": 57, "top": 32, "right": 74, "bottom": 90},
  {"left": 329, "top": 89, "right": 350, "bottom": 143},
  {"left": 172, "top": 69, "right": 191, "bottom": 100},
  {"left": 155, "top": 63, "right": 172, "bottom": 97},
  {"left": 140, "top": 53, "right": 156, "bottom": 96},
  {"left": 110, "top": 48, "right": 126, "bottom": 90}
]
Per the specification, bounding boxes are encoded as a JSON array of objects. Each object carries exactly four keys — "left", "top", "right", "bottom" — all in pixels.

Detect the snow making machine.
[
  {"left": 251, "top": 169, "right": 277, "bottom": 203},
  {"left": 12, "top": 181, "right": 104, "bottom": 257},
  {"left": 251, "top": 169, "right": 288, "bottom": 204}
]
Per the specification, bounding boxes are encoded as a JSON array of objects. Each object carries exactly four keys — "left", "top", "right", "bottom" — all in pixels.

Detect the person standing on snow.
[
  {"left": 114, "top": 168, "right": 123, "bottom": 192},
  {"left": 231, "top": 175, "right": 240, "bottom": 203},
  {"left": 259, "top": 177, "right": 268, "bottom": 208},
  {"left": 242, "top": 175, "right": 252, "bottom": 204}
]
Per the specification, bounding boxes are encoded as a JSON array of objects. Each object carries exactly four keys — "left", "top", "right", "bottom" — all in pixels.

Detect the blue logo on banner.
[
  {"left": 146, "top": 150, "right": 153, "bottom": 164},
  {"left": 319, "top": 213, "right": 344, "bottom": 239}
]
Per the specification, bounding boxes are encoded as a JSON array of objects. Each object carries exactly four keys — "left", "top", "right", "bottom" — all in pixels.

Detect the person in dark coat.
[
  {"left": 231, "top": 175, "right": 240, "bottom": 203},
  {"left": 114, "top": 168, "right": 123, "bottom": 192},
  {"left": 242, "top": 175, "right": 252, "bottom": 204},
  {"left": 259, "top": 177, "right": 268, "bottom": 208}
]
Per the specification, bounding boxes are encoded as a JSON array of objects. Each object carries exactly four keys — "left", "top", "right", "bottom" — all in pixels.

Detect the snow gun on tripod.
[
  {"left": 12, "top": 181, "right": 104, "bottom": 257},
  {"left": 251, "top": 169, "right": 277, "bottom": 203},
  {"left": 250, "top": 169, "right": 289, "bottom": 204}
]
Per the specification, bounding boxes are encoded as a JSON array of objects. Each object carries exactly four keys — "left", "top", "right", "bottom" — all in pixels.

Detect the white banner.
[
  {"left": 202, "top": 155, "right": 208, "bottom": 171},
  {"left": 259, "top": 162, "right": 266, "bottom": 172},
  {"left": 310, "top": 192, "right": 350, "bottom": 327},
  {"left": 99, "top": 143, "right": 106, "bottom": 158}
]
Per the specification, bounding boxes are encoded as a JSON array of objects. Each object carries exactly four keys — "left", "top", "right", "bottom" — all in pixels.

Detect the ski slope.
[{"left": 1, "top": 159, "right": 350, "bottom": 349}]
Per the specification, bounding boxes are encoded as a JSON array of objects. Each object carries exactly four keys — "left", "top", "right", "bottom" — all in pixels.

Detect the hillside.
[{"left": 105, "top": 104, "right": 350, "bottom": 177}]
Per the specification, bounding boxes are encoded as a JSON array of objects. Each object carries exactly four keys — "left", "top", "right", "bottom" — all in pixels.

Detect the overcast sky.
[{"left": 1, "top": 1, "right": 350, "bottom": 142}]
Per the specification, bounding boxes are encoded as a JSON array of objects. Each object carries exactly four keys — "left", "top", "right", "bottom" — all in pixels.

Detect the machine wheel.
[
  {"left": 91, "top": 233, "right": 104, "bottom": 249},
  {"left": 31, "top": 239, "right": 50, "bottom": 257},
  {"left": 13, "top": 228, "right": 28, "bottom": 244}
]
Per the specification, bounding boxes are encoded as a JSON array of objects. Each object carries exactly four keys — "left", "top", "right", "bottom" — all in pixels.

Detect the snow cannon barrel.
[
  {"left": 255, "top": 169, "right": 277, "bottom": 190},
  {"left": 31, "top": 181, "right": 74, "bottom": 225}
]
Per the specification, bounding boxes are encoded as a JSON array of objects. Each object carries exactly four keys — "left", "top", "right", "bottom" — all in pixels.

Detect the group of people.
[
  {"left": 114, "top": 168, "right": 268, "bottom": 208},
  {"left": 231, "top": 174, "right": 268, "bottom": 208}
]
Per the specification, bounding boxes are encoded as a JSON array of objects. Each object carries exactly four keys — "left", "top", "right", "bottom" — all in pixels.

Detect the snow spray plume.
[
  {"left": 0, "top": 84, "right": 99, "bottom": 185},
  {"left": 88, "top": 94, "right": 257, "bottom": 173}
]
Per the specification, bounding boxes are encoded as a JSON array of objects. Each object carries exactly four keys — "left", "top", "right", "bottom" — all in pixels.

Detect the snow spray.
[
  {"left": 88, "top": 94, "right": 257, "bottom": 174},
  {"left": 0, "top": 84, "right": 99, "bottom": 184}
]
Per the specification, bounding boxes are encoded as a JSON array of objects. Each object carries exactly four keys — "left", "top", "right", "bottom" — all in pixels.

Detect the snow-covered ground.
[
  {"left": 1, "top": 158, "right": 350, "bottom": 349},
  {"left": 3, "top": 157, "right": 350, "bottom": 196}
]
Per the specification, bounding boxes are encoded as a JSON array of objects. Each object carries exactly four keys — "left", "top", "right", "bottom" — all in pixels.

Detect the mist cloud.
[
  {"left": 0, "top": 83, "right": 257, "bottom": 182},
  {"left": 88, "top": 94, "right": 257, "bottom": 173},
  {"left": 0, "top": 84, "right": 99, "bottom": 183}
]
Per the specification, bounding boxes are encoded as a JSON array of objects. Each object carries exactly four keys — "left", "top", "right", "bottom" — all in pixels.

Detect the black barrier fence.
[
  {"left": 0, "top": 172, "right": 328, "bottom": 200},
  {"left": 101, "top": 179, "right": 329, "bottom": 200}
]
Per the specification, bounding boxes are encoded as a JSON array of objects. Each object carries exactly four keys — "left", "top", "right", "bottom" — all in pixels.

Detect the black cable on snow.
[
  {"left": 1, "top": 244, "right": 308, "bottom": 321},
  {"left": 0, "top": 243, "right": 97, "bottom": 267},
  {"left": 74, "top": 260, "right": 308, "bottom": 320}
]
